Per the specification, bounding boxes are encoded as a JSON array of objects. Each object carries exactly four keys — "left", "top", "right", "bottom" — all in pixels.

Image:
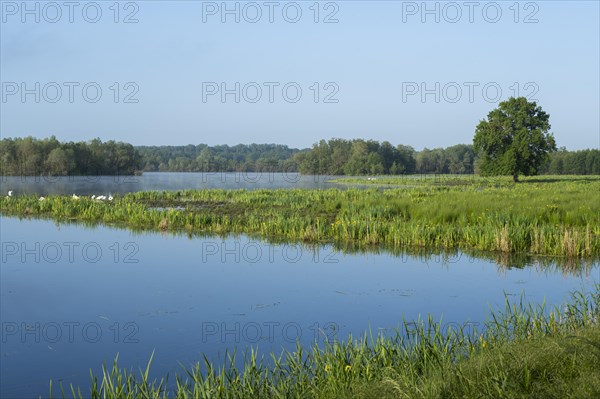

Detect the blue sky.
[{"left": 1, "top": 0, "right": 599, "bottom": 149}]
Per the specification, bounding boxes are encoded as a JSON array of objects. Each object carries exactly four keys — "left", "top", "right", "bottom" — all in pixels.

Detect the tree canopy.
[
  {"left": 473, "top": 97, "right": 557, "bottom": 181},
  {"left": 0, "top": 136, "right": 141, "bottom": 176},
  {"left": 136, "top": 144, "right": 300, "bottom": 172},
  {"left": 1, "top": 135, "right": 597, "bottom": 177}
]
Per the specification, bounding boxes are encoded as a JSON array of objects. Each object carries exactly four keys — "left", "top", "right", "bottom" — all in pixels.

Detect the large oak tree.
[{"left": 474, "top": 97, "right": 556, "bottom": 182}]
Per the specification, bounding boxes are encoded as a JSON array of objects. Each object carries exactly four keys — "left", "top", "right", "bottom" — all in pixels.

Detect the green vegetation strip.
[
  {"left": 50, "top": 286, "right": 600, "bottom": 398},
  {"left": 2, "top": 177, "right": 599, "bottom": 257},
  {"left": 2, "top": 176, "right": 598, "bottom": 258}
]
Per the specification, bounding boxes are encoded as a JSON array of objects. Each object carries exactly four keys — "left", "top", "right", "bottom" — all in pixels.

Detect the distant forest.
[
  {"left": 1, "top": 136, "right": 598, "bottom": 176},
  {"left": 0, "top": 136, "right": 141, "bottom": 176},
  {"left": 137, "top": 144, "right": 299, "bottom": 173},
  {"left": 293, "top": 139, "right": 600, "bottom": 175}
]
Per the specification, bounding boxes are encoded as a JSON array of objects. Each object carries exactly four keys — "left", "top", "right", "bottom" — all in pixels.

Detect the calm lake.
[
  {"left": 0, "top": 172, "right": 346, "bottom": 195},
  {"left": 1, "top": 175, "right": 598, "bottom": 398}
]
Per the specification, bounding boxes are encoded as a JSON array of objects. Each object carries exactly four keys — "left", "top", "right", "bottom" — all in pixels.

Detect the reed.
[
  {"left": 2, "top": 176, "right": 599, "bottom": 258},
  {"left": 50, "top": 285, "right": 600, "bottom": 398}
]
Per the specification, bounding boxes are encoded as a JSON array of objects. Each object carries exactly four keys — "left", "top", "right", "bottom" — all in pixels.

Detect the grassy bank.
[
  {"left": 52, "top": 286, "right": 600, "bottom": 398},
  {"left": 2, "top": 176, "right": 598, "bottom": 258},
  {"left": 333, "top": 174, "right": 600, "bottom": 188}
]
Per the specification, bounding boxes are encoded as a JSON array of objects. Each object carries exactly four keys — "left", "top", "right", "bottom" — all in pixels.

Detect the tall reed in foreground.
[{"left": 50, "top": 285, "right": 600, "bottom": 399}]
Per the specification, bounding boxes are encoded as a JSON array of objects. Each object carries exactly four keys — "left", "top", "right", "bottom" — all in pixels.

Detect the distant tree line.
[
  {"left": 538, "top": 148, "right": 600, "bottom": 175},
  {"left": 293, "top": 139, "right": 417, "bottom": 175},
  {"left": 137, "top": 144, "right": 300, "bottom": 172},
  {"left": 0, "top": 136, "right": 598, "bottom": 176},
  {"left": 0, "top": 136, "right": 141, "bottom": 176},
  {"left": 293, "top": 139, "right": 475, "bottom": 175},
  {"left": 294, "top": 139, "right": 598, "bottom": 176}
]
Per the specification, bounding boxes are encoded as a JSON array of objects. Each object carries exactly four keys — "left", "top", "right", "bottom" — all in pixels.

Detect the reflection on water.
[
  {"left": 0, "top": 173, "right": 350, "bottom": 196},
  {"left": 1, "top": 216, "right": 598, "bottom": 397}
]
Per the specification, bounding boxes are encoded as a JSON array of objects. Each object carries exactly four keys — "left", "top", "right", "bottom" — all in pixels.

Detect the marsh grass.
[
  {"left": 334, "top": 174, "right": 600, "bottom": 188},
  {"left": 2, "top": 176, "right": 598, "bottom": 258},
  {"left": 50, "top": 285, "right": 600, "bottom": 398}
]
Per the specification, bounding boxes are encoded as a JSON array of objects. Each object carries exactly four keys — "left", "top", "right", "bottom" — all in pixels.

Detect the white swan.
[{"left": 72, "top": 194, "right": 79, "bottom": 200}]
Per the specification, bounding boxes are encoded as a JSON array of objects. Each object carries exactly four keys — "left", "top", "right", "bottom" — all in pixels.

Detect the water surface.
[
  {"left": 1, "top": 173, "right": 347, "bottom": 196},
  {"left": 1, "top": 216, "right": 598, "bottom": 398}
]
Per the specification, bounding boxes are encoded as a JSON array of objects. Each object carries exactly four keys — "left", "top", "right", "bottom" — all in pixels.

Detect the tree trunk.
[{"left": 513, "top": 174, "right": 519, "bottom": 182}]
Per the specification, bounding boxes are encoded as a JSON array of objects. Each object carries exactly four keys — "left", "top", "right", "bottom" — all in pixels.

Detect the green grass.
[
  {"left": 356, "top": 325, "right": 600, "bottom": 399},
  {"left": 50, "top": 286, "right": 600, "bottom": 398},
  {"left": 2, "top": 176, "right": 599, "bottom": 258},
  {"left": 333, "top": 174, "right": 600, "bottom": 188}
]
